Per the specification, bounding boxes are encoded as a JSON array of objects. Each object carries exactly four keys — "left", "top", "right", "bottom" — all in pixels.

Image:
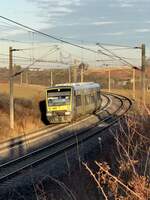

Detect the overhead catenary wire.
[
  {"left": 109, "top": 47, "right": 134, "bottom": 51},
  {"left": 98, "top": 43, "right": 135, "bottom": 49},
  {"left": 0, "top": 38, "right": 140, "bottom": 66},
  {"left": 0, "top": 53, "right": 31, "bottom": 60},
  {"left": 0, "top": 16, "right": 129, "bottom": 61},
  {"left": 11, "top": 47, "right": 60, "bottom": 77},
  {"left": 0, "top": 16, "right": 101, "bottom": 54},
  {"left": 0, "top": 38, "right": 29, "bottom": 44},
  {"left": 0, "top": 44, "right": 61, "bottom": 67},
  {"left": 0, "top": 48, "right": 71, "bottom": 65},
  {"left": 0, "top": 52, "right": 137, "bottom": 64},
  {"left": 0, "top": 16, "right": 123, "bottom": 70},
  {"left": 60, "top": 37, "right": 136, "bottom": 49},
  {"left": 97, "top": 43, "right": 137, "bottom": 68},
  {"left": 0, "top": 16, "right": 140, "bottom": 70},
  {"left": 0, "top": 37, "right": 56, "bottom": 45},
  {"left": 0, "top": 20, "right": 26, "bottom": 29}
]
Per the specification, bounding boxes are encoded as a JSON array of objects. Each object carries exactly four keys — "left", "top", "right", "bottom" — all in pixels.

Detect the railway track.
[
  {"left": 0, "top": 93, "right": 110, "bottom": 162},
  {"left": 0, "top": 93, "right": 132, "bottom": 184}
]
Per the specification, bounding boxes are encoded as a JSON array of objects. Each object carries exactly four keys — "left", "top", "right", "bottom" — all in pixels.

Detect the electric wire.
[
  {"left": 97, "top": 43, "right": 137, "bottom": 68},
  {"left": 0, "top": 16, "right": 125, "bottom": 60},
  {"left": 0, "top": 16, "right": 140, "bottom": 70},
  {"left": 11, "top": 47, "right": 61, "bottom": 77}
]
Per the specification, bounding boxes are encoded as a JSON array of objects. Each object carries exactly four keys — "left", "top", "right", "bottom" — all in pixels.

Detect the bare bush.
[{"left": 84, "top": 105, "right": 150, "bottom": 199}]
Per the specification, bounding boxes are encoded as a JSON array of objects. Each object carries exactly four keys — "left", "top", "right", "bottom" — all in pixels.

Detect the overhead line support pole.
[
  {"left": 9, "top": 47, "right": 14, "bottom": 130},
  {"left": 141, "top": 44, "right": 146, "bottom": 106},
  {"left": 108, "top": 69, "right": 111, "bottom": 92},
  {"left": 73, "top": 65, "right": 77, "bottom": 83},
  {"left": 69, "top": 66, "right": 71, "bottom": 83},
  {"left": 50, "top": 70, "right": 53, "bottom": 86},
  {"left": 20, "top": 72, "right": 23, "bottom": 85},
  {"left": 81, "top": 65, "right": 84, "bottom": 82},
  {"left": 132, "top": 68, "right": 136, "bottom": 99},
  {"left": 9, "top": 47, "right": 20, "bottom": 129},
  {"left": 26, "top": 70, "right": 28, "bottom": 84}
]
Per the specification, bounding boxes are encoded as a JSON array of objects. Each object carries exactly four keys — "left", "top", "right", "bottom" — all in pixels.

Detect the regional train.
[{"left": 46, "top": 82, "right": 101, "bottom": 123}]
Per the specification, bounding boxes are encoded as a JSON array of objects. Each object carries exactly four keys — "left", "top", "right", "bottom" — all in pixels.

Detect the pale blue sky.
[
  {"left": 0, "top": 0, "right": 150, "bottom": 45},
  {"left": 0, "top": 0, "right": 150, "bottom": 67}
]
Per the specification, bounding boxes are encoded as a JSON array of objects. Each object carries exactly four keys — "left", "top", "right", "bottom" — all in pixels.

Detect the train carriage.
[{"left": 46, "top": 82, "right": 101, "bottom": 123}]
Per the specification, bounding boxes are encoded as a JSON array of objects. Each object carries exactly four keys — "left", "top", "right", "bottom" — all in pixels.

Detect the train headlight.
[
  {"left": 65, "top": 111, "right": 71, "bottom": 115},
  {"left": 46, "top": 112, "right": 52, "bottom": 117}
]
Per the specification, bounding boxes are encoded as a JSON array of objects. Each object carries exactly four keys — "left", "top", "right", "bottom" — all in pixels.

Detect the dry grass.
[
  {"left": 0, "top": 83, "right": 45, "bottom": 99},
  {"left": 0, "top": 83, "right": 46, "bottom": 141},
  {"left": 0, "top": 92, "right": 44, "bottom": 141},
  {"left": 103, "top": 88, "right": 150, "bottom": 106}
]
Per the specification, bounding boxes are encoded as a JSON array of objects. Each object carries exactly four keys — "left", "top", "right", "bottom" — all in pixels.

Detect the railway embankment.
[{"left": 0, "top": 93, "right": 132, "bottom": 199}]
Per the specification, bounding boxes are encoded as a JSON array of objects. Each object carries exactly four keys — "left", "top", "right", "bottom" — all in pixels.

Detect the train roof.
[{"left": 55, "top": 82, "right": 100, "bottom": 90}]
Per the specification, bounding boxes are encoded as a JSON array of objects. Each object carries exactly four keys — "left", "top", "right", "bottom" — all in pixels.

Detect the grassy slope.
[
  {"left": 0, "top": 84, "right": 46, "bottom": 141},
  {"left": 0, "top": 81, "right": 149, "bottom": 141},
  {"left": 0, "top": 83, "right": 45, "bottom": 99}
]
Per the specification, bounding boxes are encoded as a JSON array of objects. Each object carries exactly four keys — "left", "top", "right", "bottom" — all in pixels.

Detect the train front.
[{"left": 46, "top": 86, "right": 73, "bottom": 123}]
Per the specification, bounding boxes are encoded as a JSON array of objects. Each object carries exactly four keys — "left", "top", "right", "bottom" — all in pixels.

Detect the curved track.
[
  {"left": 0, "top": 93, "right": 111, "bottom": 161},
  {"left": 0, "top": 93, "right": 132, "bottom": 184}
]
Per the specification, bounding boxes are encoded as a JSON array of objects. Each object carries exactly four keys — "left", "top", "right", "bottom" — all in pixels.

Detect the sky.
[{"left": 0, "top": 0, "right": 150, "bottom": 67}]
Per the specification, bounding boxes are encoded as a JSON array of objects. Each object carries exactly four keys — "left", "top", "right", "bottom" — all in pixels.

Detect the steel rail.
[
  {"left": 0, "top": 93, "right": 132, "bottom": 183},
  {"left": 0, "top": 94, "right": 128, "bottom": 181},
  {"left": 0, "top": 94, "right": 109, "bottom": 151},
  {"left": 0, "top": 94, "right": 113, "bottom": 168},
  {"left": 0, "top": 124, "right": 65, "bottom": 150},
  {"left": 100, "top": 93, "right": 111, "bottom": 111}
]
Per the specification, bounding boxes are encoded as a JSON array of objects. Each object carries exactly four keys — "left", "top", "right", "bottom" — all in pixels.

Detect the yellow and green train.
[{"left": 46, "top": 82, "right": 101, "bottom": 123}]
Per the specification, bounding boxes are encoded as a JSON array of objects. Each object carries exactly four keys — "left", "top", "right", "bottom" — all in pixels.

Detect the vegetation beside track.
[
  {"left": 0, "top": 75, "right": 149, "bottom": 199},
  {"left": 32, "top": 104, "right": 150, "bottom": 200},
  {"left": 0, "top": 91, "right": 44, "bottom": 141}
]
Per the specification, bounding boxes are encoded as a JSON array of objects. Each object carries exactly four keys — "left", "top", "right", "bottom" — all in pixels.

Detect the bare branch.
[
  {"left": 95, "top": 161, "right": 143, "bottom": 200},
  {"left": 82, "top": 162, "right": 108, "bottom": 200}
]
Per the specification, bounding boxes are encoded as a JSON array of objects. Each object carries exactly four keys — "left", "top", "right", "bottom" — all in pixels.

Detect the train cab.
[{"left": 46, "top": 82, "right": 101, "bottom": 123}]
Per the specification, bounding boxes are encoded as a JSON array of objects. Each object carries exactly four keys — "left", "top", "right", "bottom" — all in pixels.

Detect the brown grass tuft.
[{"left": 0, "top": 93, "right": 44, "bottom": 141}]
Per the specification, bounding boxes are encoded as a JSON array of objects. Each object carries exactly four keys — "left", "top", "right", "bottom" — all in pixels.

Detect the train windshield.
[{"left": 47, "top": 88, "right": 71, "bottom": 106}]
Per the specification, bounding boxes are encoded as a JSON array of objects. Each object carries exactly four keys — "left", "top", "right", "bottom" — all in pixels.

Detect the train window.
[
  {"left": 48, "top": 88, "right": 71, "bottom": 93},
  {"left": 85, "top": 95, "right": 91, "bottom": 105},
  {"left": 76, "top": 95, "right": 82, "bottom": 106},
  {"left": 47, "top": 88, "right": 71, "bottom": 97},
  {"left": 48, "top": 96, "right": 70, "bottom": 106},
  {"left": 94, "top": 93, "right": 97, "bottom": 102},
  {"left": 85, "top": 95, "right": 88, "bottom": 105},
  {"left": 97, "top": 91, "right": 100, "bottom": 99},
  {"left": 91, "top": 95, "right": 95, "bottom": 103}
]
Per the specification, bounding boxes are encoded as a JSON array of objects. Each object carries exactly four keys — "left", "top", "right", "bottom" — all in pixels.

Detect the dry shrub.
[
  {"left": 0, "top": 93, "right": 9, "bottom": 113},
  {"left": 14, "top": 97, "right": 43, "bottom": 134},
  {"left": 84, "top": 104, "right": 150, "bottom": 200},
  {"left": 0, "top": 93, "right": 44, "bottom": 141},
  {"left": 0, "top": 111, "right": 11, "bottom": 140}
]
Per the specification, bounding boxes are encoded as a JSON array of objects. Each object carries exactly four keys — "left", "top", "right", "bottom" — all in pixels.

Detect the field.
[
  {"left": 0, "top": 83, "right": 45, "bottom": 99},
  {"left": 0, "top": 81, "right": 150, "bottom": 142},
  {"left": 103, "top": 88, "right": 150, "bottom": 105},
  {"left": 0, "top": 83, "right": 46, "bottom": 141}
]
